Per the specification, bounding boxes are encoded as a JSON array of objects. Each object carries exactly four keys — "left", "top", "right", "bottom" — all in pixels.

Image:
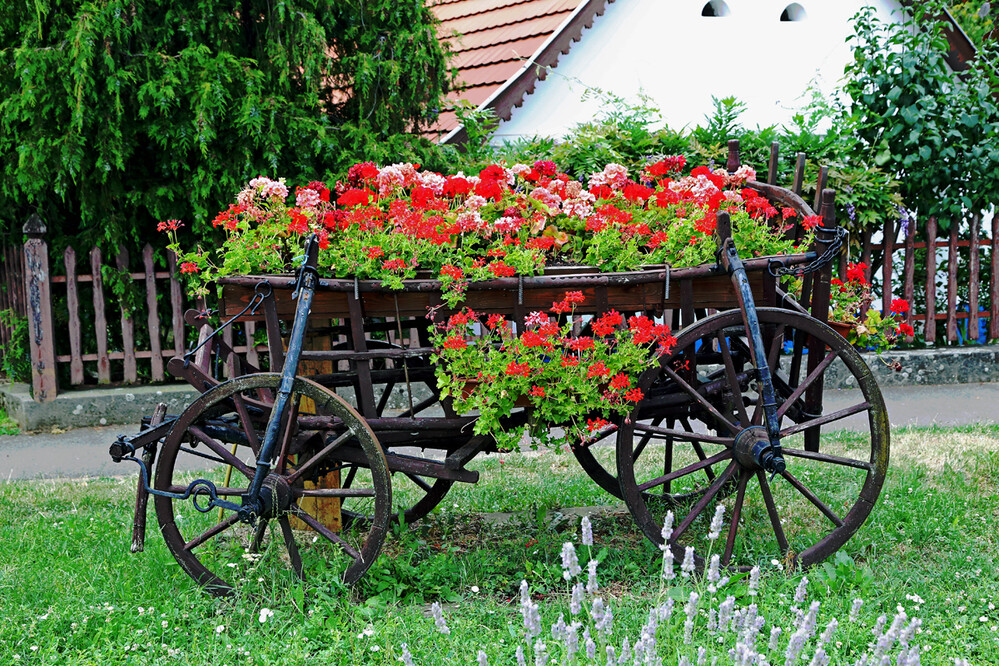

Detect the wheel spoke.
[
  {"left": 638, "top": 449, "right": 732, "bottom": 492},
  {"left": 289, "top": 506, "right": 361, "bottom": 561},
  {"left": 278, "top": 516, "right": 305, "bottom": 580},
  {"left": 671, "top": 461, "right": 738, "bottom": 540},
  {"left": 780, "top": 447, "right": 874, "bottom": 471},
  {"left": 249, "top": 520, "right": 267, "bottom": 554},
  {"left": 632, "top": 417, "right": 663, "bottom": 461},
  {"left": 662, "top": 424, "right": 674, "bottom": 496},
  {"left": 275, "top": 395, "right": 301, "bottom": 475},
  {"left": 232, "top": 393, "right": 262, "bottom": 454},
  {"left": 779, "top": 402, "right": 870, "bottom": 437},
  {"left": 296, "top": 487, "right": 376, "bottom": 498},
  {"left": 780, "top": 470, "right": 844, "bottom": 527},
  {"left": 184, "top": 513, "right": 240, "bottom": 552},
  {"left": 756, "top": 470, "right": 789, "bottom": 555},
  {"left": 776, "top": 349, "right": 839, "bottom": 420},
  {"left": 403, "top": 473, "right": 433, "bottom": 493},
  {"left": 689, "top": 439, "right": 716, "bottom": 481},
  {"left": 722, "top": 469, "right": 752, "bottom": 566},
  {"left": 285, "top": 431, "right": 353, "bottom": 484},
  {"left": 632, "top": 422, "right": 733, "bottom": 446},
  {"left": 662, "top": 365, "right": 740, "bottom": 436},
  {"left": 766, "top": 324, "right": 787, "bottom": 373},
  {"left": 187, "top": 426, "right": 255, "bottom": 479},
  {"left": 716, "top": 331, "right": 751, "bottom": 426}
]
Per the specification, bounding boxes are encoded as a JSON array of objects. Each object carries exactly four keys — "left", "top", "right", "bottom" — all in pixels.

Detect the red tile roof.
[{"left": 426, "top": 0, "right": 613, "bottom": 142}]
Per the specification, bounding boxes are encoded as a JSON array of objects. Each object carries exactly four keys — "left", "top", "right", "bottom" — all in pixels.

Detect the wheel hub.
[
  {"left": 733, "top": 426, "right": 768, "bottom": 469},
  {"left": 733, "top": 425, "right": 786, "bottom": 474},
  {"left": 258, "top": 474, "right": 294, "bottom": 519}
]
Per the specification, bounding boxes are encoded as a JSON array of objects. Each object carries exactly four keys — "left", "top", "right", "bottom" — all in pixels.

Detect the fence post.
[{"left": 22, "top": 215, "right": 57, "bottom": 402}]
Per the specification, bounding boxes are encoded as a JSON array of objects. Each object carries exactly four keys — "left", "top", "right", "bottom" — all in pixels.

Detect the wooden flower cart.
[{"left": 110, "top": 147, "right": 888, "bottom": 596}]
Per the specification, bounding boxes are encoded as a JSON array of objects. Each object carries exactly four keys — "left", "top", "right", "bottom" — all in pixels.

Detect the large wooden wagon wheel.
[
  {"left": 153, "top": 373, "right": 391, "bottom": 596},
  {"left": 616, "top": 308, "right": 889, "bottom": 570}
]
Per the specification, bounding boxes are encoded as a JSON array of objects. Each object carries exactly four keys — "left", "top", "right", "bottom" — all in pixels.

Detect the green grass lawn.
[{"left": 1, "top": 424, "right": 997, "bottom": 664}]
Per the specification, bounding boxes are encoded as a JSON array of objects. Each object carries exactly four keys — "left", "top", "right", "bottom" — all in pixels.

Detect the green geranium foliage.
[{"left": 0, "top": 0, "right": 454, "bottom": 250}]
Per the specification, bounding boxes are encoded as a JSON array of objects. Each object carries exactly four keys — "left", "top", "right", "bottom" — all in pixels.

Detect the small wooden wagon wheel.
[
  {"left": 154, "top": 373, "right": 391, "bottom": 596},
  {"left": 616, "top": 308, "right": 889, "bottom": 570}
]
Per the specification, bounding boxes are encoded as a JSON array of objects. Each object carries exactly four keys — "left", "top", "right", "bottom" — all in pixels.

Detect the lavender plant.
[{"left": 423, "top": 512, "right": 969, "bottom": 665}]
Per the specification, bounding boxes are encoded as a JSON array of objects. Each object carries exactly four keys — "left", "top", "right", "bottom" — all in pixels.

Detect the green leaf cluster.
[
  {"left": 843, "top": 3, "right": 999, "bottom": 229},
  {"left": 0, "top": 0, "right": 454, "bottom": 250}
]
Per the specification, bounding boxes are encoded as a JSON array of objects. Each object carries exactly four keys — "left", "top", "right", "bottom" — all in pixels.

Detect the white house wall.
[{"left": 495, "top": 0, "right": 904, "bottom": 141}]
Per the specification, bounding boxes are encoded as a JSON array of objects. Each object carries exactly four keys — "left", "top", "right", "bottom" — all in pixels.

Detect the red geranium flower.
[
  {"left": 488, "top": 261, "right": 517, "bottom": 277},
  {"left": 624, "top": 388, "right": 645, "bottom": 402},
  {"left": 180, "top": 262, "right": 199, "bottom": 274},
  {"left": 443, "top": 337, "right": 466, "bottom": 350},
  {"left": 365, "top": 246, "right": 384, "bottom": 259},
  {"left": 846, "top": 262, "right": 869, "bottom": 284},
  {"left": 505, "top": 361, "right": 531, "bottom": 377},
  {"left": 609, "top": 373, "right": 631, "bottom": 390},
  {"left": 898, "top": 322, "right": 915, "bottom": 337},
  {"left": 587, "top": 362, "right": 609, "bottom": 379},
  {"left": 486, "top": 314, "right": 507, "bottom": 330},
  {"left": 890, "top": 298, "right": 910, "bottom": 314},
  {"left": 382, "top": 259, "right": 407, "bottom": 271},
  {"left": 528, "top": 386, "right": 546, "bottom": 398},
  {"left": 286, "top": 209, "right": 309, "bottom": 234},
  {"left": 337, "top": 188, "right": 374, "bottom": 207},
  {"left": 586, "top": 417, "right": 611, "bottom": 432}
]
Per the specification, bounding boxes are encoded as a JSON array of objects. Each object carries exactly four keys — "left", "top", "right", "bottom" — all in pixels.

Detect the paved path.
[{"left": 2, "top": 383, "right": 997, "bottom": 481}]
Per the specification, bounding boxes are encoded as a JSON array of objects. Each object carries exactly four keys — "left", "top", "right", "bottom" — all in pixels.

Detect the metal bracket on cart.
[
  {"left": 109, "top": 421, "right": 244, "bottom": 516},
  {"left": 181, "top": 280, "right": 272, "bottom": 368}
]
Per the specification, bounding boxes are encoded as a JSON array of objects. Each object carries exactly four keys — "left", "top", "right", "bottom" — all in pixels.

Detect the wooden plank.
[
  {"left": 858, "top": 231, "right": 872, "bottom": 319},
  {"left": 947, "top": 221, "right": 958, "bottom": 342},
  {"left": 64, "top": 247, "right": 85, "bottom": 384},
  {"left": 969, "top": 213, "right": 981, "bottom": 343},
  {"left": 992, "top": 212, "right": 999, "bottom": 340},
  {"left": 52, "top": 271, "right": 174, "bottom": 283},
  {"left": 767, "top": 142, "right": 779, "bottom": 185},
  {"left": 91, "top": 247, "right": 111, "bottom": 383},
  {"left": 168, "top": 251, "right": 184, "bottom": 357},
  {"left": 0, "top": 247, "right": 11, "bottom": 350},
  {"left": 22, "top": 216, "right": 58, "bottom": 401},
  {"left": 792, "top": 153, "right": 806, "bottom": 195},
  {"left": 812, "top": 166, "right": 828, "bottom": 213},
  {"left": 14, "top": 242, "right": 27, "bottom": 313},
  {"left": 194, "top": 296, "right": 212, "bottom": 370},
  {"left": 117, "top": 249, "right": 137, "bottom": 383},
  {"left": 244, "top": 321, "right": 259, "bottom": 368},
  {"left": 925, "top": 217, "right": 937, "bottom": 343},
  {"left": 903, "top": 218, "right": 915, "bottom": 342},
  {"left": 220, "top": 272, "right": 763, "bottom": 321},
  {"left": 222, "top": 323, "right": 235, "bottom": 379},
  {"left": 881, "top": 216, "right": 894, "bottom": 317},
  {"left": 143, "top": 245, "right": 164, "bottom": 381}
]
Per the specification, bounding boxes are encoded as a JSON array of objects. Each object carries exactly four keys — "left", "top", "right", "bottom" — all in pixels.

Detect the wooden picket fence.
[
  {"left": 853, "top": 212, "right": 997, "bottom": 345},
  {"left": 5, "top": 215, "right": 262, "bottom": 402},
  {"left": 1, "top": 158, "right": 996, "bottom": 403}
]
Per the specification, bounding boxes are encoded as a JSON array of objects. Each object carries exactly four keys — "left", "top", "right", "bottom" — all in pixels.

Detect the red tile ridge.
[
  {"left": 440, "top": 0, "right": 613, "bottom": 144},
  {"left": 434, "top": 0, "right": 580, "bottom": 26}
]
